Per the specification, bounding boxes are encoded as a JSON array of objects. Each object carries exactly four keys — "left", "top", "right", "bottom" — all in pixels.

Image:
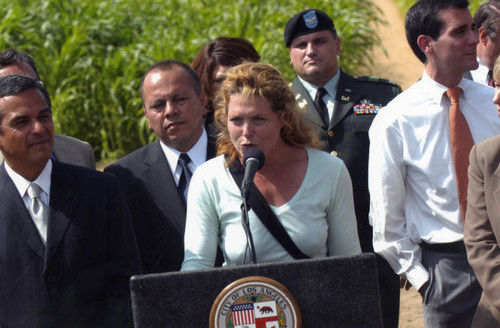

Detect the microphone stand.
[{"left": 241, "top": 181, "right": 257, "bottom": 264}]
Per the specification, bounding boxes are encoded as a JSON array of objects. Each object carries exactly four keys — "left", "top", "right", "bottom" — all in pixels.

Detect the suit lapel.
[
  {"left": 292, "top": 79, "right": 325, "bottom": 131},
  {"left": 331, "top": 70, "right": 363, "bottom": 129},
  {"left": 494, "top": 163, "right": 500, "bottom": 209},
  {"left": 144, "top": 141, "right": 186, "bottom": 232},
  {"left": 45, "top": 161, "right": 73, "bottom": 267},
  {"left": 0, "top": 164, "right": 45, "bottom": 259}
]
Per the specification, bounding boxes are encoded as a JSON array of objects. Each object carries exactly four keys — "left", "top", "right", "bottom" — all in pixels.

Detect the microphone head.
[{"left": 243, "top": 148, "right": 265, "bottom": 170}]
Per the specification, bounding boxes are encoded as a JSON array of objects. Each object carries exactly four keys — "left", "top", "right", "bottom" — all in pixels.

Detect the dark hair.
[
  {"left": 0, "top": 48, "right": 40, "bottom": 79},
  {"left": 474, "top": 0, "right": 500, "bottom": 40},
  {"left": 405, "top": 0, "right": 470, "bottom": 63},
  {"left": 191, "top": 37, "right": 260, "bottom": 111},
  {"left": 0, "top": 75, "right": 51, "bottom": 131},
  {"left": 139, "top": 59, "right": 202, "bottom": 105}
]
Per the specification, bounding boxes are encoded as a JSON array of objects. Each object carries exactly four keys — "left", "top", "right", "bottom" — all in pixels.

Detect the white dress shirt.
[
  {"left": 469, "top": 59, "right": 490, "bottom": 86},
  {"left": 368, "top": 72, "right": 500, "bottom": 290},
  {"left": 160, "top": 128, "right": 208, "bottom": 186},
  {"left": 298, "top": 69, "right": 340, "bottom": 121},
  {"left": 5, "top": 159, "right": 52, "bottom": 238}
]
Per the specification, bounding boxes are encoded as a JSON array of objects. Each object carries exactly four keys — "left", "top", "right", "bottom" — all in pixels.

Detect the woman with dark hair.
[
  {"left": 181, "top": 63, "right": 360, "bottom": 271},
  {"left": 191, "top": 37, "right": 260, "bottom": 129}
]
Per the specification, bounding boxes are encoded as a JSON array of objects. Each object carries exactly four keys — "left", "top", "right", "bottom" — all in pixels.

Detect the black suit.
[
  {"left": 0, "top": 160, "right": 141, "bottom": 328},
  {"left": 105, "top": 138, "right": 216, "bottom": 274},
  {"left": 293, "top": 70, "right": 401, "bottom": 327}
]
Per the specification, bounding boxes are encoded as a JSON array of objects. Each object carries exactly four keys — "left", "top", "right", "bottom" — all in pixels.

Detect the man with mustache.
[
  {"left": 105, "top": 60, "right": 216, "bottom": 273},
  {"left": 0, "top": 74, "right": 141, "bottom": 327}
]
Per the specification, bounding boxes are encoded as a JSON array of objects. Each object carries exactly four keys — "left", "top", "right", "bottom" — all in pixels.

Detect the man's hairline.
[{"left": 141, "top": 64, "right": 201, "bottom": 108}]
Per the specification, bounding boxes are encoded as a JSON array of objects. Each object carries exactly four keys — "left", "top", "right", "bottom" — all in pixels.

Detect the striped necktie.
[{"left": 177, "top": 153, "right": 193, "bottom": 206}]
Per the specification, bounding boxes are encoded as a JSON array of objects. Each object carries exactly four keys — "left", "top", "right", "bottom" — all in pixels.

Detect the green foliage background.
[
  {"left": 0, "top": 0, "right": 384, "bottom": 160},
  {"left": 395, "top": 0, "right": 482, "bottom": 16}
]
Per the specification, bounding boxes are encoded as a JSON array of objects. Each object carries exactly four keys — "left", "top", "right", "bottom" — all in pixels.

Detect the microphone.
[{"left": 241, "top": 148, "right": 265, "bottom": 199}]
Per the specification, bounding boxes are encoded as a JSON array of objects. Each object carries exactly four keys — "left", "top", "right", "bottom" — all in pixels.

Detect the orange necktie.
[{"left": 447, "top": 87, "right": 474, "bottom": 222}]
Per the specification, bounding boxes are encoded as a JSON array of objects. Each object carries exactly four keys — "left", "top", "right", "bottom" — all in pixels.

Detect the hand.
[
  {"left": 400, "top": 277, "right": 412, "bottom": 290},
  {"left": 418, "top": 281, "right": 429, "bottom": 299}
]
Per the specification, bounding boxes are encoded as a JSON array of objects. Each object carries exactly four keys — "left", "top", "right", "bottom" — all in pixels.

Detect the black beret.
[{"left": 284, "top": 9, "right": 336, "bottom": 47}]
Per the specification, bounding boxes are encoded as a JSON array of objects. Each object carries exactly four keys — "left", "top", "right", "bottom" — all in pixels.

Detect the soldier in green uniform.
[{"left": 284, "top": 9, "right": 402, "bottom": 328}]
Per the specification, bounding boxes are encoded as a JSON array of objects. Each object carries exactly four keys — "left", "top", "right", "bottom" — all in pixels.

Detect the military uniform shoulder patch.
[
  {"left": 354, "top": 75, "right": 400, "bottom": 88},
  {"left": 353, "top": 99, "right": 382, "bottom": 114}
]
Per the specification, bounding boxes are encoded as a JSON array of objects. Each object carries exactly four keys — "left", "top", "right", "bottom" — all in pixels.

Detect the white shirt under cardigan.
[
  {"left": 368, "top": 72, "right": 500, "bottom": 291},
  {"left": 181, "top": 147, "right": 361, "bottom": 271}
]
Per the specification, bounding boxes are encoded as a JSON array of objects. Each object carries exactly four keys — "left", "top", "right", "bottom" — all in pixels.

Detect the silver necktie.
[{"left": 27, "top": 183, "right": 48, "bottom": 244}]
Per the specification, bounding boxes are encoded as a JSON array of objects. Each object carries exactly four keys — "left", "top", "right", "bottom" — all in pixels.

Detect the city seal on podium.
[{"left": 210, "top": 276, "right": 301, "bottom": 328}]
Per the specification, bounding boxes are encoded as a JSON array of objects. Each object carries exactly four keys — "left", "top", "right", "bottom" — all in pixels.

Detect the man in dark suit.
[
  {"left": 0, "top": 74, "right": 141, "bottom": 327},
  {"left": 105, "top": 60, "right": 215, "bottom": 274},
  {"left": 284, "top": 9, "right": 402, "bottom": 327},
  {"left": 0, "top": 48, "right": 95, "bottom": 169}
]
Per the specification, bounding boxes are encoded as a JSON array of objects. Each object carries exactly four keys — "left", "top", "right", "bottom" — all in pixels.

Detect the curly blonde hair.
[
  {"left": 494, "top": 54, "right": 500, "bottom": 82},
  {"left": 214, "top": 62, "right": 321, "bottom": 164}
]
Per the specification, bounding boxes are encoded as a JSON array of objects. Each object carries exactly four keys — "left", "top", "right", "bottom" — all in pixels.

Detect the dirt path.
[
  {"left": 360, "top": 0, "right": 424, "bottom": 90},
  {"left": 363, "top": 0, "right": 425, "bottom": 327}
]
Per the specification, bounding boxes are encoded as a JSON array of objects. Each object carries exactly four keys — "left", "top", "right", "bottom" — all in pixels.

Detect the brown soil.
[
  {"left": 362, "top": 0, "right": 425, "bottom": 327},
  {"left": 360, "top": 0, "right": 424, "bottom": 91}
]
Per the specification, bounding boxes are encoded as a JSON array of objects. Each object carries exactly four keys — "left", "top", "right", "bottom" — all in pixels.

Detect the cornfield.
[{"left": 0, "top": 0, "right": 384, "bottom": 160}]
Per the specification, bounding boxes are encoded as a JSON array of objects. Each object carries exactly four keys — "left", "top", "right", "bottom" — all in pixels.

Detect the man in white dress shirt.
[
  {"left": 466, "top": 0, "right": 500, "bottom": 86},
  {"left": 368, "top": 0, "right": 500, "bottom": 327}
]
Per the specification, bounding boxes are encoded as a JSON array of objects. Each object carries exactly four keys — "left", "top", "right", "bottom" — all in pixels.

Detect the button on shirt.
[
  {"left": 368, "top": 72, "right": 500, "bottom": 290},
  {"left": 5, "top": 160, "right": 52, "bottom": 240},
  {"left": 299, "top": 68, "right": 340, "bottom": 123}
]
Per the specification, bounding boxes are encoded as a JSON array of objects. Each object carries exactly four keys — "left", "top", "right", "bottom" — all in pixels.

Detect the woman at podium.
[{"left": 181, "top": 63, "right": 360, "bottom": 271}]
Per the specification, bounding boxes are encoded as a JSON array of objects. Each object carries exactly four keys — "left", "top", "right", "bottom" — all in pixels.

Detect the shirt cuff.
[{"left": 406, "top": 264, "right": 429, "bottom": 291}]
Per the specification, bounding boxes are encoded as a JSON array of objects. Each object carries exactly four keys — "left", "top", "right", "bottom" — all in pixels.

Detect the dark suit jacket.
[
  {"left": 53, "top": 134, "right": 95, "bottom": 169},
  {"left": 293, "top": 70, "right": 401, "bottom": 252},
  {"left": 464, "top": 135, "right": 500, "bottom": 327},
  {"left": 0, "top": 134, "right": 96, "bottom": 169},
  {"left": 105, "top": 138, "right": 216, "bottom": 274},
  {"left": 0, "top": 160, "right": 141, "bottom": 328}
]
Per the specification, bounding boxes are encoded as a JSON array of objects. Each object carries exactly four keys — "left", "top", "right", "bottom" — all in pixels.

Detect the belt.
[{"left": 420, "top": 241, "right": 466, "bottom": 254}]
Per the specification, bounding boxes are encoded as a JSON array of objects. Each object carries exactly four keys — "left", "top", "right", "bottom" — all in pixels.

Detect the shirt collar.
[
  {"left": 470, "top": 59, "right": 490, "bottom": 84},
  {"left": 421, "top": 71, "right": 470, "bottom": 105},
  {"left": 160, "top": 128, "right": 208, "bottom": 175},
  {"left": 298, "top": 68, "right": 340, "bottom": 100},
  {"left": 5, "top": 159, "right": 52, "bottom": 199}
]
